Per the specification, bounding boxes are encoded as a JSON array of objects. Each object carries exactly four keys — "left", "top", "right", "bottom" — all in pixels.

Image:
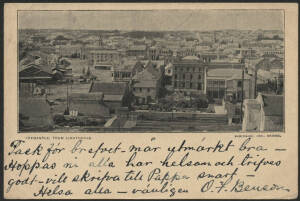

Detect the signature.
[{"left": 200, "top": 178, "right": 290, "bottom": 193}]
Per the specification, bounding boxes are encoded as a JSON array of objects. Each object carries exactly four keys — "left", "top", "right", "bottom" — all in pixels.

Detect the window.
[
  {"left": 147, "top": 88, "right": 150, "bottom": 92},
  {"left": 198, "top": 83, "right": 202, "bottom": 90},
  {"left": 213, "top": 81, "right": 218, "bottom": 87},
  {"left": 174, "top": 82, "right": 177, "bottom": 87},
  {"left": 139, "top": 88, "right": 142, "bottom": 92},
  {"left": 198, "top": 74, "right": 201, "bottom": 80},
  {"left": 219, "top": 80, "right": 225, "bottom": 87},
  {"left": 182, "top": 82, "right": 185, "bottom": 88},
  {"left": 193, "top": 67, "right": 195, "bottom": 72},
  {"left": 190, "top": 74, "right": 193, "bottom": 79},
  {"left": 168, "top": 70, "right": 171, "bottom": 73},
  {"left": 238, "top": 80, "right": 242, "bottom": 87},
  {"left": 190, "top": 83, "right": 193, "bottom": 88},
  {"left": 133, "top": 88, "right": 136, "bottom": 91},
  {"left": 183, "top": 74, "right": 185, "bottom": 79},
  {"left": 175, "top": 74, "right": 177, "bottom": 79}
]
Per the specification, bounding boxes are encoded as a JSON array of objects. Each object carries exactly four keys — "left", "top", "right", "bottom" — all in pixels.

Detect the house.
[
  {"left": 206, "top": 68, "right": 255, "bottom": 101},
  {"left": 261, "top": 48, "right": 284, "bottom": 58},
  {"left": 111, "top": 60, "right": 144, "bottom": 82},
  {"left": 57, "top": 44, "right": 83, "bottom": 57},
  {"left": 148, "top": 46, "right": 160, "bottom": 60},
  {"left": 242, "top": 93, "right": 284, "bottom": 131},
  {"left": 159, "top": 47, "right": 173, "bottom": 60},
  {"left": 30, "top": 35, "right": 46, "bottom": 43},
  {"left": 172, "top": 56, "right": 206, "bottom": 95},
  {"left": 19, "top": 63, "right": 53, "bottom": 83},
  {"left": 19, "top": 54, "right": 41, "bottom": 67},
  {"left": 51, "top": 35, "right": 71, "bottom": 46},
  {"left": 89, "top": 49, "right": 121, "bottom": 66},
  {"left": 207, "top": 61, "right": 245, "bottom": 70},
  {"left": 256, "top": 57, "right": 284, "bottom": 71},
  {"left": 235, "top": 48, "right": 257, "bottom": 59},
  {"left": 126, "top": 45, "right": 147, "bottom": 57},
  {"left": 52, "top": 58, "right": 73, "bottom": 81},
  {"left": 254, "top": 57, "right": 284, "bottom": 82},
  {"left": 132, "top": 61, "right": 162, "bottom": 104},
  {"left": 69, "top": 92, "right": 109, "bottom": 117},
  {"left": 199, "top": 53, "right": 218, "bottom": 63},
  {"left": 89, "top": 82, "right": 131, "bottom": 114}
]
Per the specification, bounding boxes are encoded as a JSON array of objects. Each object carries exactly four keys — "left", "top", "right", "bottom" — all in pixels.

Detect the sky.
[{"left": 19, "top": 10, "right": 284, "bottom": 31}]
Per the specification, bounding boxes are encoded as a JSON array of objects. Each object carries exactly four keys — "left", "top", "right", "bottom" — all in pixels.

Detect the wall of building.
[
  {"left": 112, "top": 71, "right": 132, "bottom": 82},
  {"left": 104, "top": 101, "right": 123, "bottom": 113},
  {"left": 70, "top": 102, "right": 109, "bottom": 117},
  {"left": 133, "top": 86, "right": 157, "bottom": 104},
  {"left": 172, "top": 64, "right": 205, "bottom": 92}
]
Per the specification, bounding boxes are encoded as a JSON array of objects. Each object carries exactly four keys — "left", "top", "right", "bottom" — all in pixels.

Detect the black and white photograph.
[{"left": 18, "top": 9, "right": 285, "bottom": 133}]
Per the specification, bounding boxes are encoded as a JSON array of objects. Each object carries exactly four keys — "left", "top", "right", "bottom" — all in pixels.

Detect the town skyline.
[
  {"left": 19, "top": 10, "right": 284, "bottom": 31},
  {"left": 18, "top": 9, "right": 285, "bottom": 133}
]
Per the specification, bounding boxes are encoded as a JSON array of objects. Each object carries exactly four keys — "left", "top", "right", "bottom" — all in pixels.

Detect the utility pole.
[
  {"left": 254, "top": 68, "right": 257, "bottom": 98},
  {"left": 240, "top": 67, "right": 244, "bottom": 122},
  {"left": 66, "top": 83, "right": 69, "bottom": 115}
]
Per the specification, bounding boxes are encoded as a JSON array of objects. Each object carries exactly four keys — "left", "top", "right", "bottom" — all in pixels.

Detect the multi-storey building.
[
  {"left": 206, "top": 68, "right": 255, "bottom": 102},
  {"left": 126, "top": 45, "right": 147, "bottom": 57},
  {"left": 172, "top": 56, "right": 207, "bottom": 95},
  {"left": 132, "top": 61, "right": 162, "bottom": 104},
  {"left": 90, "top": 49, "right": 121, "bottom": 65}
]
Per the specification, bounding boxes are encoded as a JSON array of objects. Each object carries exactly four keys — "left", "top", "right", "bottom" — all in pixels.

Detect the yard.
[{"left": 66, "top": 58, "right": 113, "bottom": 82}]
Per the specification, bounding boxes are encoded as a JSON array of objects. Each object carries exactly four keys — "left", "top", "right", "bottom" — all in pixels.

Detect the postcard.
[{"left": 3, "top": 3, "right": 298, "bottom": 199}]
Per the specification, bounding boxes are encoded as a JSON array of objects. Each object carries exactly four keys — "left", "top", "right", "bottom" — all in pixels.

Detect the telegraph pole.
[
  {"left": 240, "top": 67, "right": 244, "bottom": 122},
  {"left": 254, "top": 68, "right": 257, "bottom": 98}
]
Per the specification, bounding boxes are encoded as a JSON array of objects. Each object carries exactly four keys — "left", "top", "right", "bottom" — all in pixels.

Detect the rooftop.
[
  {"left": 103, "top": 95, "right": 124, "bottom": 102},
  {"left": 19, "top": 63, "right": 53, "bottom": 75},
  {"left": 133, "top": 80, "right": 157, "bottom": 88},
  {"left": 70, "top": 92, "right": 103, "bottom": 102},
  {"left": 89, "top": 81, "right": 127, "bottom": 95},
  {"left": 207, "top": 68, "right": 252, "bottom": 80},
  {"left": 128, "top": 45, "right": 147, "bottom": 51},
  {"left": 182, "top": 56, "right": 200, "bottom": 60}
]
